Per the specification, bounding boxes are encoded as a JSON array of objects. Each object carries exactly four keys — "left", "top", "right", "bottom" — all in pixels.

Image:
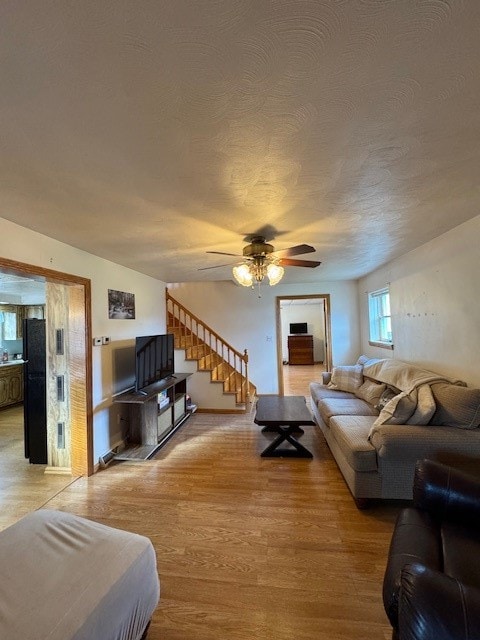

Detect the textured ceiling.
[{"left": 1, "top": 0, "right": 480, "bottom": 285}]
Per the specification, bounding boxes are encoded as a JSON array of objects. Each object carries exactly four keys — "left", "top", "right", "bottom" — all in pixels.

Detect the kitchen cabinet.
[
  {"left": 24, "top": 305, "right": 45, "bottom": 319},
  {"left": 0, "top": 305, "right": 45, "bottom": 341},
  {"left": 0, "top": 364, "right": 24, "bottom": 408},
  {"left": 0, "top": 305, "right": 24, "bottom": 340}
]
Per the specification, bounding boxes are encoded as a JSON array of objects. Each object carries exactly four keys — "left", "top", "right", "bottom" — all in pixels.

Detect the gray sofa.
[{"left": 309, "top": 357, "right": 480, "bottom": 507}]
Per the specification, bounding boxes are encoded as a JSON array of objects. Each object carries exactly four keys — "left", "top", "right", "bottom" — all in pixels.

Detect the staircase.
[{"left": 166, "top": 291, "right": 256, "bottom": 409}]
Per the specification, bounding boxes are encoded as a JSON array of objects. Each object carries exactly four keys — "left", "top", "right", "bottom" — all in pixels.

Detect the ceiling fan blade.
[
  {"left": 198, "top": 262, "right": 237, "bottom": 271},
  {"left": 206, "top": 250, "right": 243, "bottom": 257},
  {"left": 278, "top": 257, "right": 322, "bottom": 268},
  {"left": 273, "top": 244, "right": 316, "bottom": 257}
]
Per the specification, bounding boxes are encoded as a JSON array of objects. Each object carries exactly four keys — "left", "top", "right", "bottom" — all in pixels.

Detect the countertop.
[{"left": 0, "top": 360, "right": 25, "bottom": 367}]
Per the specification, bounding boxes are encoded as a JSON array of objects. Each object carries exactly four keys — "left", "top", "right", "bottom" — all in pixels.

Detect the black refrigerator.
[{"left": 23, "top": 318, "right": 47, "bottom": 464}]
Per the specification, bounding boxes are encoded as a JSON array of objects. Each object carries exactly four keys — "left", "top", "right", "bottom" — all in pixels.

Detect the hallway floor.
[
  {"left": 0, "top": 404, "right": 78, "bottom": 531},
  {"left": 282, "top": 362, "right": 325, "bottom": 402}
]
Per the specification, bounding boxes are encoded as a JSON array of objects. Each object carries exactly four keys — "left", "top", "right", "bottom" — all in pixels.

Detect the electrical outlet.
[
  {"left": 93, "top": 337, "right": 102, "bottom": 346},
  {"left": 102, "top": 336, "right": 111, "bottom": 345}
]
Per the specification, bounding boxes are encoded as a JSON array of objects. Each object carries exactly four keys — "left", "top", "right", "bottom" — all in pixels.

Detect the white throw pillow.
[
  {"left": 355, "top": 379, "right": 387, "bottom": 406},
  {"left": 327, "top": 365, "right": 363, "bottom": 394}
]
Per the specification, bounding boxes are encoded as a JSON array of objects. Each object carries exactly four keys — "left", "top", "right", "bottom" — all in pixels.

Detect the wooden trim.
[
  {"left": 0, "top": 256, "right": 93, "bottom": 476},
  {"left": 275, "top": 302, "right": 284, "bottom": 396},
  {"left": 0, "top": 257, "right": 91, "bottom": 287},
  {"left": 44, "top": 466, "right": 72, "bottom": 475},
  {"left": 83, "top": 278, "right": 94, "bottom": 476},
  {"left": 368, "top": 340, "right": 394, "bottom": 350},
  {"left": 276, "top": 294, "right": 333, "bottom": 396}
]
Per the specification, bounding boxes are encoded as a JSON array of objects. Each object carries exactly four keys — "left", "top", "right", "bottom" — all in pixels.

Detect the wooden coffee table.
[{"left": 254, "top": 395, "right": 315, "bottom": 458}]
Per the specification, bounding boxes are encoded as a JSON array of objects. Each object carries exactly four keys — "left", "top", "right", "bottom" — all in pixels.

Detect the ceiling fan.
[{"left": 199, "top": 235, "right": 321, "bottom": 287}]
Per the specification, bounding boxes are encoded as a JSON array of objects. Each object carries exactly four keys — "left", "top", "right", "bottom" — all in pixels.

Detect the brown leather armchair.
[{"left": 383, "top": 458, "right": 480, "bottom": 640}]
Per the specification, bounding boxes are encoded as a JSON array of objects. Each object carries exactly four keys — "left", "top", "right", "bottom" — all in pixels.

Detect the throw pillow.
[
  {"left": 327, "top": 364, "right": 363, "bottom": 394},
  {"left": 356, "top": 355, "right": 370, "bottom": 366},
  {"left": 355, "top": 379, "right": 387, "bottom": 406},
  {"left": 373, "top": 391, "right": 417, "bottom": 426},
  {"left": 430, "top": 383, "right": 480, "bottom": 429}
]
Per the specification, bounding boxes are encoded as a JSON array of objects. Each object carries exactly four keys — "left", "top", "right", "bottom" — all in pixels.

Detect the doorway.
[
  {"left": 276, "top": 294, "right": 332, "bottom": 396},
  {"left": 0, "top": 256, "right": 93, "bottom": 476}
]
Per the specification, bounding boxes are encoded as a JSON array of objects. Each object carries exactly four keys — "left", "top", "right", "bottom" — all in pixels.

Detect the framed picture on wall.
[{"left": 108, "top": 289, "right": 135, "bottom": 319}]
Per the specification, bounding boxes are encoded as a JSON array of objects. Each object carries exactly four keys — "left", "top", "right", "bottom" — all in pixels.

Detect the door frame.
[
  {"left": 276, "top": 294, "right": 332, "bottom": 396},
  {"left": 0, "top": 256, "right": 93, "bottom": 476}
]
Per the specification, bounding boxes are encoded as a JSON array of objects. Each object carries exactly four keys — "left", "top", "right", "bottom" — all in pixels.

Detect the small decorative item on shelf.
[
  {"left": 186, "top": 394, "right": 197, "bottom": 413},
  {"left": 158, "top": 390, "right": 170, "bottom": 410},
  {"left": 2, "top": 350, "right": 8, "bottom": 362}
]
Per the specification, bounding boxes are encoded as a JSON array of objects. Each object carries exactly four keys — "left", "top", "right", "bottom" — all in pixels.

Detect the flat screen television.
[
  {"left": 135, "top": 333, "right": 174, "bottom": 392},
  {"left": 289, "top": 322, "right": 308, "bottom": 334}
]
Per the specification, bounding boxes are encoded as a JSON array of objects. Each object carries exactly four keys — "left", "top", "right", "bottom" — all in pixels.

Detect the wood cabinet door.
[
  {"left": 0, "top": 376, "right": 8, "bottom": 406},
  {"left": 8, "top": 367, "right": 23, "bottom": 403}
]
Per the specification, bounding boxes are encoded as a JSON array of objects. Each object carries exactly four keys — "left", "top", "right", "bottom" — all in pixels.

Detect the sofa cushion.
[
  {"left": 430, "top": 383, "right": 480, "bottom": 429},
  {"left": 327, "top": 364, "right": 363, "bottom": 393},
  {"left": 329, "top": 415, "right": 378, "bottom": 472},
  {"left": 309, "top": 382, "right": 356, "bottom": 405},
  {"left": 355, "top": 379, "right": 387, "bottom": 406},
  {"left": 318, "top": 397, "right": 378, "bottom": 425}
]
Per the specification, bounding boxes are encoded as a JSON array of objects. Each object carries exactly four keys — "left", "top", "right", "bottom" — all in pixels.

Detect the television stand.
[{"left": 112, "top": 372, "right": 192, "bottom": 460}]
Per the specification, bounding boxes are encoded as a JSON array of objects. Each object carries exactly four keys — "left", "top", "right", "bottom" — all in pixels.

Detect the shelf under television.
[{"left": 112, "top": 372, "right": 191, "bottom": 461}]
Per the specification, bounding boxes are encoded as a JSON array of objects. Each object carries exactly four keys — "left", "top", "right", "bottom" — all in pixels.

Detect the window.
[
  {"left": 0, "top": 310, "right": 17, "bottom": 343},
  {"left": 368, "top": 287, "right": 393, "bottom": 348}
]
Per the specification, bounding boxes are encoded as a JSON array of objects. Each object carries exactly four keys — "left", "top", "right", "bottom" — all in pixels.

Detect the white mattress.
[{"left": 0, "top": 509, "right": 160, "bottom": 640}]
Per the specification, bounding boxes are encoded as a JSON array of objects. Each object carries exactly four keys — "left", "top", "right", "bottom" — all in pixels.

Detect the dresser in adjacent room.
[{"left": 287, "top": 334, "right": 314, "bottom": 365}]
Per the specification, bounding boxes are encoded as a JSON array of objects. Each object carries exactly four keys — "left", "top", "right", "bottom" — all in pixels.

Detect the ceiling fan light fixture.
[
  {"left": 266, "top": 262, "right": 284, "bottom": 286},
  {"left": 208, "top": 235, "right": 319, "bottom": 288},
  {"left": 232, "top": 259, "right": 285, "bottom": 288},
  {"left": 232, "top": 263, "right": 253, "bottom": 287}
]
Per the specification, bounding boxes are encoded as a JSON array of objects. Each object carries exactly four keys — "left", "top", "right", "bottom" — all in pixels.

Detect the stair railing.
[{"left": 166, "top": 290, "right": 251, "bottom": 405}]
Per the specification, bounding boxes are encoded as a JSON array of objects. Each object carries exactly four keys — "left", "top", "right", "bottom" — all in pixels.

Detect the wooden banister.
[{"left": 166, "top": 290, "right": 251, "bottom": 406}]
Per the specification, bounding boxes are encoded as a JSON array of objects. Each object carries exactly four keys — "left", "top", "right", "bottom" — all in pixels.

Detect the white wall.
[
  {"left": 280, "top": 301, "right": 325, "bottom": 362},
  {"left": 0, "top": 217, "right": 167, "bottom": 462},
  {"left": 168, "top": 279, "right": 360, "bottom": 394},
  {"left": 359, "top": 215, "right": 480, "bottom": 387},
  {"left": 173, "top": 354, "right": 238, "bottom": 411}
]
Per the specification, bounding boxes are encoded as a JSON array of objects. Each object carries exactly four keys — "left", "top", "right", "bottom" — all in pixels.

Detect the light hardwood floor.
[
  {"left": 282, "top": 362, "right": 325, "bottom": 400},
  {"left": 1, "top": 374, "right": 398, "bottom": 639},
  {"left": 0, "top": 404, "right": 78, "bottom": 531}
]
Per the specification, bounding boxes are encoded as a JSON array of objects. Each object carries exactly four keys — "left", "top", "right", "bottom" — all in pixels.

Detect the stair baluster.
[{"left": 166, "top": 291, "right": 255, "bottom": 408}]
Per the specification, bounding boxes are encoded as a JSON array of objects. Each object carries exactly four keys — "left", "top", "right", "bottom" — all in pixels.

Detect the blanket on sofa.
[
  {"left": 363, "top": 359, "right": 465, "bottom": 394},
  {"left": 364, "top": 359, "right": 466, "bottom": 432}
]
